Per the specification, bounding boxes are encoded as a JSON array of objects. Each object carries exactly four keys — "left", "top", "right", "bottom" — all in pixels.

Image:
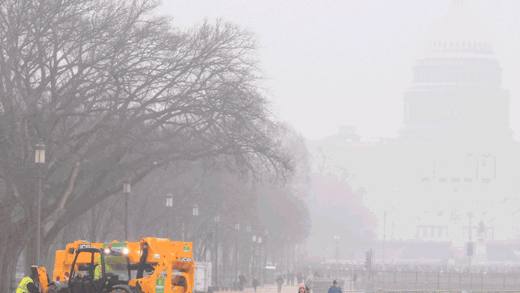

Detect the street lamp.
[
  {"left": 192, "top": 203, "right": 199, "bottom": 257},
  {"left": 252, "top": 235, "right": 257, "bottom": 278},
  {"left": 35, "top": 140, "right": 45, "bottom": 267},
  {"left": 246, "top": 225, "right": 252, "bottom": 277},
  {"left": 251, "top": 234, "right": 262, "bottom": 279},
  {"left": 235, "top": 223, "right": 240, "bottom": 284},
  {"left": 193, "top": 203, "right": 199, "bottom": 216},
  {"left": 183, "top": 203, "right": 199, "bottom": 241},
  {"left": 263, "top": 230, "right": 268, "bottom": 284},
  {"left": 123, "top": 179, "right": 131, "bottom": 240},
  {"left": 166, "top": 193, "right": 173, "bottom": 239},
  {"left": 258, "top": 236, "right": 262, "bottom": 282},
  {"left": 334, "top": 236, "right": 340, "bottom": 263},
  {"left": 214, "top": 213, "right": 220, "bottom": 288}
]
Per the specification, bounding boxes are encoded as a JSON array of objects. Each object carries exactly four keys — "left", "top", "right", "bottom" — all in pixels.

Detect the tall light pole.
[
  {"left": 247, "top": 226, "right": 252, "bottom": 277},
  {"left": 257, "top": 236, "right": 262, "bottom": 282},
  {"left": 263, "top": 230, "right": 268, "bottom": 284},
  {"left": 191, "top": 203, "right": 199, "bottom": 257},
  {"left": 214, "top": 213, "right": 220, "bottom": 288},
  {"left": 35, "top": 140, "right": 45, "bottom": 267},
  {"left": 383, "top": 210, "right": 386, "bottom": 268},
  {"left": 252, "top": 235, "right": 257, "bottom": 278},
  {"left": 334, "top": 236, "right": 340, "bottom": 263},
  {"left": 166, "top": 193, "right": 173, "bottom": 238},
  {"left": 123, "top": 179, "right": 131, "bottom": 240},
  {"left": 235, "top": 223, "right": 240, "bottom": 284}
]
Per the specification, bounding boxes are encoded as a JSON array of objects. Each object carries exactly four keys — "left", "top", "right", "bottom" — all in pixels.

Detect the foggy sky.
[
  {"left": 158, "top": 0, "right": 520, "bottom": 260},
  {"left": 162, "top": 0, "right": 520, "bottom": 141}
]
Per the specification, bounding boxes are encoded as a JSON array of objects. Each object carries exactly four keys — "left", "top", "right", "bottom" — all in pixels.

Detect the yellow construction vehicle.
[{"left": 39, "top": 237, "right": 194, "bottom": 293}]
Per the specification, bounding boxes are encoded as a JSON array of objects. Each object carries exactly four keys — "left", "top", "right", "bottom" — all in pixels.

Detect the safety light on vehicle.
[
  {"left": 122, "top": 247, "right": 130, "bottom": 255},
  {"left": 104, "top": 244, "right": 112, "bottom": 255}
]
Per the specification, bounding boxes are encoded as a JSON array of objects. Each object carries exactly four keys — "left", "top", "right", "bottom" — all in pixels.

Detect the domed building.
[
  {"left": 400, "top": 1, "right": 512, "bottom": 142},
  {"left": 311, "top": 0, "right": 520, "bottom": 266}
]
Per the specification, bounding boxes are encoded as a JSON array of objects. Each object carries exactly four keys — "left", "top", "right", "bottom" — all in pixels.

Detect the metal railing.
[{"left": 317, "top": 270, "right": 520, "bottom": 292}]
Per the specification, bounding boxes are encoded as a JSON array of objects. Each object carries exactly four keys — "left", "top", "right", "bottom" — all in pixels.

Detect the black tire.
[
  {"left": 110, "top": 284, "right": 138, "bottom": 293},
  {"left": 46, "top": 284, "right": 58, "bottom": 293}
]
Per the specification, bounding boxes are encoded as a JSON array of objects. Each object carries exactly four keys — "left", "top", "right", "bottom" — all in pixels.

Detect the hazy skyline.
[{"left": 162, "top": 0, "right": 520, "bottom": 141}]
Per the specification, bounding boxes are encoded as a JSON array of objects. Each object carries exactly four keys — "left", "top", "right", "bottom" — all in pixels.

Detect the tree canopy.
[{"left": 0, "top": 0, "right": 295, "bottom": 289}]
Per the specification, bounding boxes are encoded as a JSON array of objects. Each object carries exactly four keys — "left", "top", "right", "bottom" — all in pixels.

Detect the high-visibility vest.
[
  {"left": 94, "top": 263, "right": 114, "bottom": 279},
  {"left": 16, "top": 277, "right": 33, "bottom": 293}
]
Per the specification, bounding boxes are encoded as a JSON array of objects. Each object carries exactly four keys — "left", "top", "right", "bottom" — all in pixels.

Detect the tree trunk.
[{"left": 0, "top": 220, "right": 28, "bottom": 293}]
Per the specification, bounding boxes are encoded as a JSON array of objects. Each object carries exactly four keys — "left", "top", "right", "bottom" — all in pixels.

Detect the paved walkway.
[{"left": 217, "top": 284, "right": 299, "bottom": 293}]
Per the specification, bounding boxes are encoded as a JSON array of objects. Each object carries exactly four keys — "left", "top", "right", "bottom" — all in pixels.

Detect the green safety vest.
[
  {"left": 94, "top": 263, "right": 114, "bottom": 280},
  {"left": 16, "top": 277, "right": 33, "bottom": 293}
]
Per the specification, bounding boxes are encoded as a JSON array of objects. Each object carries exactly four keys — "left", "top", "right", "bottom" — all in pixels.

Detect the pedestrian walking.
[
  {"left": 276, "top": 275, "right": 284, "bottom": 293},
  {"left": 327, "top": 280, "right": 342, "bottom": 293},
  {"left": 238, "top": 273, "right": 247, "bottom": 292},
  {"left": 16, "top": 268, "right": 40, "bottom": 293},
  {"left": 304, "top": 276, "right": 313, "bottom": 293},
  {"left": 252, "top": 277, "right": 259, "bottom": 292},
  {"left": 297, "top": 283, "right": 307, "bottom": 293}
]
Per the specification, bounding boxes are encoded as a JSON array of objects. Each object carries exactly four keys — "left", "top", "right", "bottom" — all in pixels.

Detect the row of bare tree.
[{"left": 0, "top": 0, "right": 309, "bottom": 290}]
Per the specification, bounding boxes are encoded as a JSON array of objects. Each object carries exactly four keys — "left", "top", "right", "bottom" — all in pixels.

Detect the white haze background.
[
  {"left": 162, "top": 0, "right": 520, "bottom": 141},
  {"left": 160, "top": 0, "right": 520, "bottom": 259}
]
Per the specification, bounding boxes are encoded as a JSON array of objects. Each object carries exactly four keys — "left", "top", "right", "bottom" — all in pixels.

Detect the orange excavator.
[{"left": 37, "top": 237, "right": 194, "bottom": 293}]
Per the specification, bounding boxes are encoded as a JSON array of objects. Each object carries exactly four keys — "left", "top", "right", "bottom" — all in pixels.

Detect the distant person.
[
  {"left": 327, "top": 280, "right": 342, "bottom": 293},
  {"left": 276, "top": 275, "right": 284, "bottom": 293},
  {"left": 297, "top": 283, "right": 307, "bottom": 293},
  {"left": 16, "top": 269, "right": 40, "bottom": 293},
  {"left": 352, "top": 273, "right": 357, "bottom": 290},
  {"left": 238, "top": 273, "right": 246, "bottom": 291},
  {"left": 297, "top": 271, "right": 303, "bottom": 284},
  {"left": 252, "top": 277, "right": 259, "bottom": 292},
  {"left": 94, "top": 255, "right": 114, "bottom": 280},
  {"left": 304, "top": 277, "right": 313, "bottom": 293}
]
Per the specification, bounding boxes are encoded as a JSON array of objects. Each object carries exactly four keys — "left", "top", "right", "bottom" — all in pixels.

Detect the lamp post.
[
  {"left": 166, "top": 193, "right": 173, "bottom": 238},
  {"left": 185, "top": 203, "right": 198, "bottom": 241},
  {"left": 190, "top": 203, "right": 199, "bottom": 257},
  {"left": 252, "top": 235, "right": 257, "bottom": 278},
  {"left": 123, "top": 179, "right": 131, "bottom": 240},
  {"left": 263, "top": 230, "right": 268, "bottom": 283},
  {"left": 334, "top": 236, "right": 340, "bottom": 263},
  {"left": 258, "top": 236, "right": 262, "bottom": 282},
  {"left": 235, "top": 223, "right": 240, "bottom": 284},
  {"left": 247, "top": 226, "right": 251, "bottom": 277},
  {"left": 35, "top": 140, "right": 45, "bottom": 267},
  {"left": 214, "top": 213, "right": 220, "bottom": 288}
]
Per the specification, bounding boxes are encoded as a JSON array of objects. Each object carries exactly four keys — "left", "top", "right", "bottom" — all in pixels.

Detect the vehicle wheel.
[
  {"left": 110, "top": 284, "right": 137, "bottom": 293},
  {"left": 46, "top": 284, "right": 58, "bottom": 293}
]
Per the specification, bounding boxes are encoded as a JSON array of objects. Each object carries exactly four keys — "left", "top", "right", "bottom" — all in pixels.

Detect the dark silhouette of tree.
[{"left": 0, "top": 0, "right": 293, "bottom": 289}]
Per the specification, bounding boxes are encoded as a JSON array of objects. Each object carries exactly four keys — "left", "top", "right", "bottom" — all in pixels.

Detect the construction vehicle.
[{"left": 37, "top": 237, "right": 194, "bottom": 293}]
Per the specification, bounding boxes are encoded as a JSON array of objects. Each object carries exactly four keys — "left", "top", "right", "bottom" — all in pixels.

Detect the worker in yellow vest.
[
  {"left": 16, "top": 270, "right": 40, "bottom": 293},
  {"left": 94, "top": 255, "right": 114, "bottom": 280}
]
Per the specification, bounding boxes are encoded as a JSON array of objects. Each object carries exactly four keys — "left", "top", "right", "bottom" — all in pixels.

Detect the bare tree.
[{"left": 0, "top": 0, "right": 293, "bottom": 289}]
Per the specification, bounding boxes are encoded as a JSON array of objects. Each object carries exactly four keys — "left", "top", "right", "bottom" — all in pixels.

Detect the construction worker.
[
  {"left": 16, "top": 270, "right": 40, "bottom": 293},
  {"left": 94, "top": 255, "right": 114, "bottom": 279}
]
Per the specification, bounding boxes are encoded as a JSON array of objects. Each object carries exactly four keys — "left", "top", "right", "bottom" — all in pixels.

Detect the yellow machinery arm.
[{"left": 40, "top": 237, "right": 195, "bottom": 293}]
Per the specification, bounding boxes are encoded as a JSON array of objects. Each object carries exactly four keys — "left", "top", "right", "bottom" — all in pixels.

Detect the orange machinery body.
[{"left": 47, "top": 237, "right": 194, "bottom": 293}]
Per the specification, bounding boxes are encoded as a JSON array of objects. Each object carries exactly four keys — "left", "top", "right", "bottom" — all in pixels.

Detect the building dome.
[
  {"left": 399, "top": 0, "right": 512, "bottom": 142},
  {"left": 422, "top": 0, "right": 493, "bottom": 57}
]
